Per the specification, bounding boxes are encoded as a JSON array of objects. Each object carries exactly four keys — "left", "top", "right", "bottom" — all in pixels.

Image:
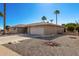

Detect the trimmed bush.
[
  {"left": 76, "top": 25, "right": 79, "bottom": 32},
  {"left": 67, "top": 25, "right": 75, "bottom": 32}
]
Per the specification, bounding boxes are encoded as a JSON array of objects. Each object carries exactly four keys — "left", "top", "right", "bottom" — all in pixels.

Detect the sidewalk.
[{"left": 0, "top": 45, "right": 20, "bottom": 56}]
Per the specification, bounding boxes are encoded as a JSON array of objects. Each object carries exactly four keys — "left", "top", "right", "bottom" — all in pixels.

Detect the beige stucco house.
[{"left": 10, "top": 22, "right": 64, "bottom": 37}]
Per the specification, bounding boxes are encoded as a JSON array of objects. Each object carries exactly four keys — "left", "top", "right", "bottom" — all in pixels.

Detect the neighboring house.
[
  {"left": 9, "top": 24, "right": 27, "bottom": 34},
  {"left": 10, "top": 22, "right": 64, "bottom": 37}
]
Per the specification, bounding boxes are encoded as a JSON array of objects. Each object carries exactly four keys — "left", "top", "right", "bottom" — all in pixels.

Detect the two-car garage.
[
  {"left": 27, "top": 23, "right": 64, "bottom": 36},
  {"left": 29, "top": 26, "right": 44, "bottom": 35}
]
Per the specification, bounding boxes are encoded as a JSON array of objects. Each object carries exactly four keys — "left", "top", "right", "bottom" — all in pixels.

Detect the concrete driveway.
[
  {"left": 2, "top": 34, "right": 79, "bottom": 56},
  {"left": 1, "top": 34, "right": 79, "bottom": 56},
  {"left": 0, "top": 34, "right": 31, "bottom": 44}
]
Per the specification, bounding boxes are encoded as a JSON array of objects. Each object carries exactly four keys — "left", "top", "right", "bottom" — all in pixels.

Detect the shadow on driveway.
[{"left": 18, "top": 34, "right": 66, "bottom": 41}]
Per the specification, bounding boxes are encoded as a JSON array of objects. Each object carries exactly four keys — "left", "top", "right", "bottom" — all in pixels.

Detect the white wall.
[{"left": 30, "top": 27, "right": 44, "bottom": 35}]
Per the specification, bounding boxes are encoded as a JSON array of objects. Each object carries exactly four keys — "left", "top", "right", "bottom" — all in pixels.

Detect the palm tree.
[
  {"left": 3, "top": 3, "right": 6, "bottom": 34},
  {"left": 0, "top": 12, "right": 3, "bottom": 32},
  {"left": 41, "top": 16, "right": 47, "bottom": 22},
  {"left": 0, "top": 3, "right": 6, "bottom": 34},
  {"left": 0, "top": 12, "right": 3, "bottom": 17},
  {"left": 54, "top": 10, "right": 60, "bottom": 25},
  {"left": 50, "top": 19, "right": 53, "bottom": 23}
]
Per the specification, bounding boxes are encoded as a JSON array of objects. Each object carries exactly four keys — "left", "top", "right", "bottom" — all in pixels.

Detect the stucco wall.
[
  {"left": 44, "top": 25, "right": 56, "bottom": 35},
  {"left": 44, "top": 25, "right": 64, "bottom": 35},
  {"left": 10, "top": 27, "right": 27, "bottom": 34},
  {"left": 57, "top": 27, "right": 64, "bottom": 33},
  {"left": 9, "top": 27, "right": 17, "bottom": 33}
]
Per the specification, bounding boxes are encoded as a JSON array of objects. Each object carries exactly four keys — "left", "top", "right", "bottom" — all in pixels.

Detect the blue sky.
[{"left": 0, "top": 3, "right": 79, "bottom": 29}]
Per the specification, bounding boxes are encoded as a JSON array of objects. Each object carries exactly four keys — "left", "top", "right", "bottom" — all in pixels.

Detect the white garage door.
[{"left": 30, "top": 27, "right": 44, "bottom": 35}]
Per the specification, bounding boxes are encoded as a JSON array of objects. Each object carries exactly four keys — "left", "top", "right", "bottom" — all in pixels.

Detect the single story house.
[{"left": 10, "top": 22, "right": 65, "bottom": 37}]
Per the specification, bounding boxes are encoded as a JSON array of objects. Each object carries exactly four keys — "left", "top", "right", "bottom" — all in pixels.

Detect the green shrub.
[
  {"left": 76, "top": 25, "right": 79, "bottom": 31},
  {"left": 67, "top": 25, "right": 75, "bottom": 32}
]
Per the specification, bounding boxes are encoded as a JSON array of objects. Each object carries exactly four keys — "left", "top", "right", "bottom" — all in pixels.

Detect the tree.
[
  {"left": 50, "top": 19, "right": 53, "bottom": 23},
  {"left": 76, "top": 25, "right": 79, "bottom": 31},
  {"left": 75, "top": 20, "right": 79, "bottom": 25},
  {"left": 65, "top": 23, "right": 76, "bottom": 32},
  {"left": 0, "top": 3, "right": 6, "bottom": 34},
  {"left": 0, "top": 12, "right": 3, "bottom": 17},
  {"left": 76, "top": 25, "right": 79, "bottom": 35},
  {"left": 65, "top": 23, "right": 76, "bottom": 27},
  {"left": 41, "top": 16, "right": 47, "bottom": 22},
  {"left": 0, "top": 12, "right": 3, "bottom": 33},
  {"left": 67, "top": 25, "right": 75, "bottom": 32},
  {"left": 3, "top": 3, "right": 6, "bottom": 34},
  {"left": 54, "top": 10, "right": 60, "bottom": 25},
  {"left": 6, "top": 25, "right": 10, "bottom": 31},
  {"left": 6, "top": 25, "right": 10, "bottom": 33},
  {"left": 0, "top": 12, "right": 4, "bottom": 33}
]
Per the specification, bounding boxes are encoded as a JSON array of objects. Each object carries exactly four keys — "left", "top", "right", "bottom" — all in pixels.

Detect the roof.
[
  {"left": 13, "top": 24, "right": 27, "bottom": 28},
  {"left": 12, "top": 22, "right": 64, "bottom": 28},
  {"left": 28, "top": 22, "right": 63, "bottom": 27}
]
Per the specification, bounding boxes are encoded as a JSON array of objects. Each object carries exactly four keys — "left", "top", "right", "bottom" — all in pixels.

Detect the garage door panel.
[{"left": 30, "top": 27, "right": 44, "bottom": 35}]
